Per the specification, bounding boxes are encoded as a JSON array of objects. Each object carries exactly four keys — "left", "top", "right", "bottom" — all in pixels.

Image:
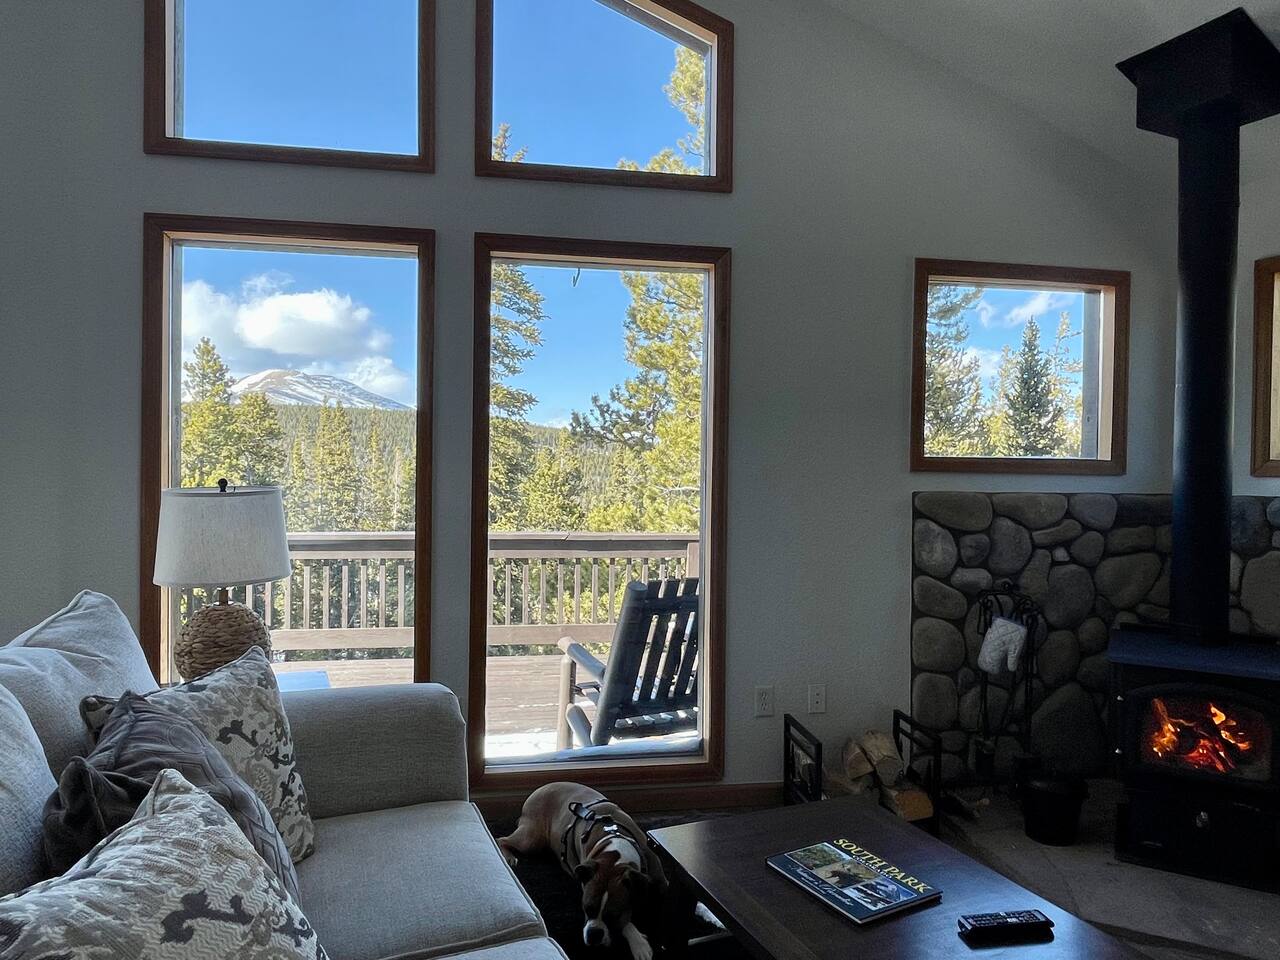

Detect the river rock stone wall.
[{"left": 910, "top": 492, "right": 1280, "bottom": 780}]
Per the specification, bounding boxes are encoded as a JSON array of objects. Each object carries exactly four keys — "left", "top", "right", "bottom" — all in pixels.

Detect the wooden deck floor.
[{"left": 273, "top": 653, "right": 563, "bottom": 735}]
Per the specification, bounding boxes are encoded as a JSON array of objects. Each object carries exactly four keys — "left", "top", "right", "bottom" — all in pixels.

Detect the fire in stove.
[{"left": 1143, "top": 696, "right": 1272, "bottom": 781}]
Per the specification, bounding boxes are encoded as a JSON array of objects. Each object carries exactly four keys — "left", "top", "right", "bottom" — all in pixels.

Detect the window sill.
[{"left": 144, "top": 136, "right": 434, "bottom": 173}]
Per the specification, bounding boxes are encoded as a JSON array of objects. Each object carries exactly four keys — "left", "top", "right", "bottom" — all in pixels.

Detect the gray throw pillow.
[
  {"left": 43, "top": 693, "right": 300, "bottom": 902},
  {"left": 0, "top": 590, "right": 157, "bottom": 777},
  {"left": 83, "top": 647, "right": 315, "bottom": 862},
  {"left": 0, "top": 769, "right": 328, "bottom": 960},
  {"left": 0, "top": 686, "right": 57, "bottom": 896}
]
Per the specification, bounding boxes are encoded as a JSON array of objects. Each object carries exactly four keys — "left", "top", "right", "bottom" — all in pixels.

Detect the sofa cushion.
[
  {"left": 0, "top": 769, "right": 328, "bottom": 960},
  {"left": 0, "top": 685, "right": 57, "bottom": 896},
  {"left": 83, "top": 646, "right": 315, "bottom": 862},
  {"left": 43, "top": 693, "right": 300, "bottom": 902},
  {"left": 297, "top": 801, "right": 545, "bottom": 960},
  {"left": 439, "top": 939, "right": 569, "bottom": 960},
  {"left": 0, "top": 590, "right": 157, "bottom": 777}
]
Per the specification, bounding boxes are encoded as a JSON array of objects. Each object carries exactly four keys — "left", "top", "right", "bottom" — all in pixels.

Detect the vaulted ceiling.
[{"left": 823, "top": 0, "right": 1280, "bottom": 188}]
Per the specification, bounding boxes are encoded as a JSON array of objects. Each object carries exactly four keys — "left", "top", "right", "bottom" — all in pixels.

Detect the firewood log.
[
  {"left": 880, "top": 782, "right": 934, "bottom": 822},
  {"left": 841, "top": 736, "right": 874, "bottom": 781},
  {"left": 859, "top": 730, "right": 905, "bottom": 785}
]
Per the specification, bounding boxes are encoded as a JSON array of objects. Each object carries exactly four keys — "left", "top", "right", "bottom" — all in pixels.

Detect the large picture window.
[
  {"left": 144, "top": 0, "right": 434, "bottom": 171},
  {"left": 1253, "top": 256, "right": 1280, "bottom": 476},
  {"left": 470, "top": 234, "right": 728, "bottom": 787},
  {"left": 475, "top": 0, "right": 733, "bottom": 191},
  {"left": 911, "top": 259, "right": 1131, "bottom": 475},
  {"left": 142, "top": 214, "right": 433, "bottom": 685}
]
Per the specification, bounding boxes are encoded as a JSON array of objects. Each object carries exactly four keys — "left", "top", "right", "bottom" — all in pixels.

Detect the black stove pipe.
[
  {"left": 1118, "top": 8, "right": 1280, "bottom": 643},
  {"left": 1170, "top": 115, "right": 1238, "bottom": 641}
]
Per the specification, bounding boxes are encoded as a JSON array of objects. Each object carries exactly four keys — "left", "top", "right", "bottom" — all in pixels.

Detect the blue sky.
[
  {"left": 180, "top": 0, "right": 418, "bottom": 152},
  {"left": 176, "top": 1, "right": 704, "bottom": 421},
  {"left": 491, "top": 0, "right": 700, "bottom": 170},
  {"left": 936, "top": 286, "right": 1087, "bottom": 398}
]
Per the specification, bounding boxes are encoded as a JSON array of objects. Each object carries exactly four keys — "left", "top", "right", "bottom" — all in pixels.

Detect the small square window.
[
  {"left": 911, "top": 259, "right": 1130, "bottom": 474},
  {"left": 476, "top": 0, "right": 733, "bottom": 191},
  {"left": 145, "top": 0, "right": 433, "bottom": 171}
]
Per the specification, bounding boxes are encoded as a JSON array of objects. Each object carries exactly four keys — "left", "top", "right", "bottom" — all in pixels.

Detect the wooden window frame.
[
  {"left": 910, "top": 258, "right": 1131, "bottom": 476},
  {"left": 140, "top": 213, "right": 435, "bottom": 682},
  {"left": 469, "top": 233, "right": 729, "bottom": 790},
  {"left": 1253, "top": 256, "right": 1280, "bottom": 476},
  {"left": 474, "top": 0, "right": 734, "bottom": 192},
  {"left": 143, "top": 0, "right": 436, "bottom": 173}
]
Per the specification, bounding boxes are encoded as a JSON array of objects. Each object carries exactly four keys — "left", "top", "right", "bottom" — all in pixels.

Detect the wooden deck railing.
[{"left": 180, "top": 530, "right": 698, "bottom": 655}]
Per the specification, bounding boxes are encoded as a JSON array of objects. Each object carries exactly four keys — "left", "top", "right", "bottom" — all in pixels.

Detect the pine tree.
[
  {"left": 585, "top": 444, "right": 646, "bottom": 532},
  {"left": 1000, "top": 318, "right": 1063, "bottom": 456},
  {"left": 489, "top": 263, "right": 545, "bottom": 529},
  {"left": 234, "top": 391, "right": 285, "bottom": 485},
  {"left": 309, "top": 403, "right": 360, "bottom": 531},
  {"left": 619, "top": 46, "right": 706, "bottom": 175},
  {"left": 518, "top": 433, "right": 586, "bottom": 531},
  {"left": 394, "top": 448, "right": 416, "bottom": 532},
  {"left": 286, "top": 436, "right": 312, "bottom": 529},
  {"left": 360, "top": 424, "right": 394, "bottom": 531},
  {"left": 491, "top": 122, "right": 528, "bottom": 163},
  {"left": 982, "top": 344, "right": 1016, "bottom": 453},
  {"left": 180, "top": 337, "right": 242, "bottom": 486},
  {"left": 571, "top": 269, "right": 704, "bottom": 454},
  {"left": 1047, "top": 311, "right": 1084, "bottom": 456},
  {"left": 922, "top": 284, "right": 987, "bottom": 456}
]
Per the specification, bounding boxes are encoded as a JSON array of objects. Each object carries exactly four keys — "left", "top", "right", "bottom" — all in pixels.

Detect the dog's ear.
[{"left": 574, "top": 860, "right": 598, "bottom": 883}]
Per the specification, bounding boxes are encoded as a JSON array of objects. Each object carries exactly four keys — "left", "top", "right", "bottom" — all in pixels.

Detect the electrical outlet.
[
  {"left": 807, "top": 683, "right": 827, "bottom": 714},
  {"left": 754, "top": 685, "right": 775, "bottom": 717}
]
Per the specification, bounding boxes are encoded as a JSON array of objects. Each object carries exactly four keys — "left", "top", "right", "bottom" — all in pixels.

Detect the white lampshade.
[{"left": 153, "top": 486, "right": 291, "bottom": 588}]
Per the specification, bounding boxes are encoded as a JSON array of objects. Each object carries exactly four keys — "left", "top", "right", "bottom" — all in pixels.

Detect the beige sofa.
[{"left": 0, "top": 591, "right": 565, "bottom": 960}]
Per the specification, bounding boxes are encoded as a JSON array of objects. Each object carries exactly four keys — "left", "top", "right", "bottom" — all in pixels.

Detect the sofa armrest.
[{"left": 283, "top": 683, "right": 467, "bottom": 819}]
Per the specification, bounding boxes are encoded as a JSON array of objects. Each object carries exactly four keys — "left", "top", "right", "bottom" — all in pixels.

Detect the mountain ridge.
[{"left": 230, "top": 369, "right": 409, "bottom": 410}]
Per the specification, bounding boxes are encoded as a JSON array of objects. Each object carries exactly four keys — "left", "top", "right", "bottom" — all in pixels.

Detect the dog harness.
[{"left": 558, "top": 798, "right": 646, "bottom": 873}]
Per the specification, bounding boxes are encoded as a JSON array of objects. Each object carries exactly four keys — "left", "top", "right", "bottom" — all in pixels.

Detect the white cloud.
[
  {"left": 975, "top": 299, "right": 999, "bottom": 328},
  {"left": 1003, "top": 291, "right": 1071, "bottom": 327},
  {"left": 180, "top": 273, "right": 402, "bottom": 390},
  {"left": 236, "top": 288, "right": 385, "bottom": 358},
  {"left": 964, "top": 346, "right": 1003, "bottom": 382},
  {"left": 343, "top": 356, "right": 413, "bottom": 405},
  {"left": 240, "top": 270, "right": 292, "bottom": 299}
]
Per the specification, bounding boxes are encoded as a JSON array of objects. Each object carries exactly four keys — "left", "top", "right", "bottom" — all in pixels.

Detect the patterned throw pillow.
[
  {"left": 82, "top": 647, "right": 314, "bottom": 862},
  {"left": 44, "top": 693, "right": 300, "bottom": 902},
  {"left": 0, "top": 770, "right": 327, "bottom": 960}
]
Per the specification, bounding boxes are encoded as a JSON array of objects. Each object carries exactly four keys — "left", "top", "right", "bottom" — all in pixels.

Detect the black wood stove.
[
  {"left": 1113, "top": 10, "right": 1280, "bottom": 889},
  {"left": 1110, "top": 629, "right": 1280, "bottom": 889}
]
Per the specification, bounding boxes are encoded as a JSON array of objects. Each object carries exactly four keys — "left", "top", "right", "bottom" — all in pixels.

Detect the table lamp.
[{"left": 153, "top": 479, "right": 292, "bottom": 680}]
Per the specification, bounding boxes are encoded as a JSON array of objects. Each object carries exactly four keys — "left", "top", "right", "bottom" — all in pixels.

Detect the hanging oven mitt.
[{"left": 978, "top": 617, "right": 1027, "bottom": 674}]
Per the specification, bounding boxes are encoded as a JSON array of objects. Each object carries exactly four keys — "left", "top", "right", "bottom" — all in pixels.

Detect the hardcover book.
[{"left": 767, "top": 838, "right": 942, "bottom": 924}]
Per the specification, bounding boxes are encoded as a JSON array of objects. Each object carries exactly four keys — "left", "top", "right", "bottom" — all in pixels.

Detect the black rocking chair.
[{"left": 556, "top": 578, "right": 700, "bottom": 748}]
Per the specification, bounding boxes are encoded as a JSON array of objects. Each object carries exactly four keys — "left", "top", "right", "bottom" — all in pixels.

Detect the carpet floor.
[{"left": 485, "top": 810, "right": 749, "bottom": 960}]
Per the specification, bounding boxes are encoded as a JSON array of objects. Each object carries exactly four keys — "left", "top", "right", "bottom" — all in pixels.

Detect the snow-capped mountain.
[{"left": 230, "top": 369, "right": 409, "bottom": 410}]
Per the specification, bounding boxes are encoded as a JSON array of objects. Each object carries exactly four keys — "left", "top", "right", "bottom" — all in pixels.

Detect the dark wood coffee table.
[{"left": 648, "top": 797, "right": 1142, "bottom": 960}]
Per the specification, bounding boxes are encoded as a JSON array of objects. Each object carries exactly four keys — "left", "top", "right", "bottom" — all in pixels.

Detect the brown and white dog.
[{"left": 498, "top": 782, "right": 667, "bottom": 960}]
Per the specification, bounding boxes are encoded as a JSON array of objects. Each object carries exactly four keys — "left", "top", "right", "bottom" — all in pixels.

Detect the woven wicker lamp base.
[{"left": 174, "top": 601, "right": 271, "bottom": 680}]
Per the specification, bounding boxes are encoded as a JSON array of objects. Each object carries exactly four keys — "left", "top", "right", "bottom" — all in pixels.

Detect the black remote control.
[{"left": 957, "top": 910, "right": 1055, "bottom": 945}]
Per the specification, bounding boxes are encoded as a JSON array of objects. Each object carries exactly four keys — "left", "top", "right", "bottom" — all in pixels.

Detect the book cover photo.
[{"left": 767, "top": 838, "right": 942, "bottom": 925}]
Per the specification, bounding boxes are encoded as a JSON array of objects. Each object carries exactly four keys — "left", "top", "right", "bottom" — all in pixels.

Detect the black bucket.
[{"left": 1021, "top": 777, "right": 1088, "bottom": 846}]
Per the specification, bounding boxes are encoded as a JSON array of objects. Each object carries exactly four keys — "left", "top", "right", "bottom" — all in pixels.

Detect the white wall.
[{"left": 0, "top": 0, "right": 1179, "bottom": 783}]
